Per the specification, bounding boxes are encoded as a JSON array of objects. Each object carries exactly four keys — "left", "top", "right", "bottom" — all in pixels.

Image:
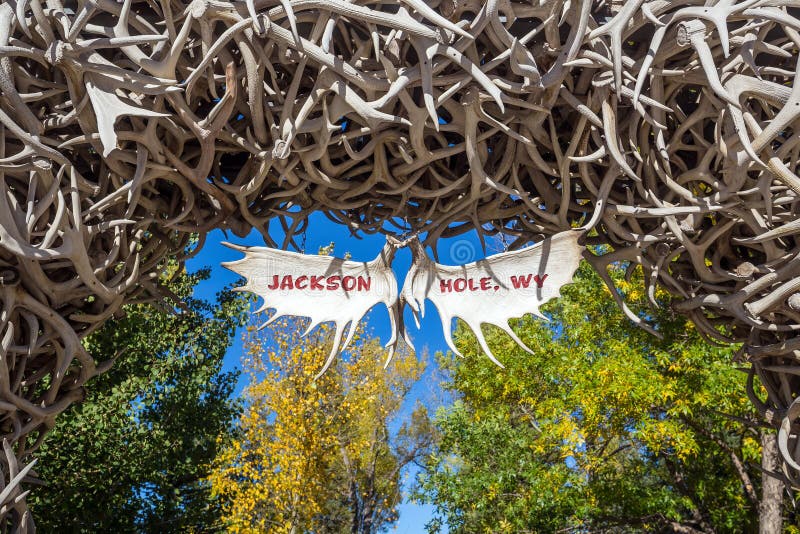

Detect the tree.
[
  {"left": 417, "top": 263, "right": 780, "bottom": 533},
  {"left": 209, "top": 319, "right": 435, "bottom": 534},
  {"left": 29, "top": 267, "right": 250, "bottom": 532}
]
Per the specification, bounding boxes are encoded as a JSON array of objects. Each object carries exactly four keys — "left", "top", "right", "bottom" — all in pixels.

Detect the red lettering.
[
  {"left": 440, "top": 279, "right": 452, "bottom": 293},
  {"left": 295, "top": 275, "right": 308, "bottom": 290},
  {"left": 454, "top": 278, "right": 467, "bottom": 292},
  {"left": 268, "top": 275, "right": 280, "bottom": 290},
  {"left": 342, "top": 276, "right": 356, "bottom": 291},
  {"left": 534, "top": 274, "right": 548, "bottom": 288},
  {"left": 357, "top": 276, "right": 371, "bottom": 291},
  {"left": 510, "top": 274, "right": 532, "bottom": 289},
  {"left": 327, "top": 275, "right": 340, "bottom": 290},
  {"left": 279, "top": 275, "right": 294, "bottom": 290},
  {"left": 468, "top": 279, "right": 478, "bottom": 291},
  {"left": 310, "top": 276, "right": 324, "bottom": 290},
  {"left": 480, "top": 277, "right": 491, "bottom": 290}
]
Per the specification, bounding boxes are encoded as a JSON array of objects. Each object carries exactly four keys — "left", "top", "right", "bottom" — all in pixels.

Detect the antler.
[{"left": 3, "top": 0, "right": 800, "bottom": 521}]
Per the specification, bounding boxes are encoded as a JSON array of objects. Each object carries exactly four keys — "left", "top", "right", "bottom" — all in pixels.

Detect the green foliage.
[
  {"left": 29, "top": 267, "right": 250, "bottom": 533},
  {"left": 417, "top": 263, "right": 760, "bottom": 533}
]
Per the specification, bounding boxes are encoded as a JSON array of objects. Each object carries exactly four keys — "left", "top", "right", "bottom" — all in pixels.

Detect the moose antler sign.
[
  {"left": 401, "top": 231, "right": 583, "bottom": 367},
  {"left": 224, "top": 230, "right": 584, "bottom": 373},
  {"left": 222, "top": 241, "right": 400, "bottom": 378}
]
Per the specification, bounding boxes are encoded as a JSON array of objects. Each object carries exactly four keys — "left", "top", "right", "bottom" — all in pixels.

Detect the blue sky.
[{"left": 186, "top": 213, "right": 508, "bottom": 532}]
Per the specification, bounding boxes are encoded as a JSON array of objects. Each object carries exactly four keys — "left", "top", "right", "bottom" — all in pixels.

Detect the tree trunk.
[
  {"left": 350, "top": 480, "right": 361, "bottom": 534},
  {"left": 759, "top": 431, "right": 783, "bottom": 534}
]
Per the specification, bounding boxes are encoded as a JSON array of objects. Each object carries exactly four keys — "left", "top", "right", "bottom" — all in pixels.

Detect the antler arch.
[{"left": 2, "top": 0, "right": 800, "bottom": 527}]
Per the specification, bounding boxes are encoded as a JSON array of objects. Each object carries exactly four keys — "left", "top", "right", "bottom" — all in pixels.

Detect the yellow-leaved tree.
[{"left": 209, "top": 318, "right": 434, "bottom": 534}]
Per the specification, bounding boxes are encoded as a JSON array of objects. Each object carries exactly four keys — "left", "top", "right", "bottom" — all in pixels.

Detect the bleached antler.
[{"left": 3, "top": 0, "right": 800, "bottom": 522}]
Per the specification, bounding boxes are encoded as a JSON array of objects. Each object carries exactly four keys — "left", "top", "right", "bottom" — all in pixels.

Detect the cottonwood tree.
[
  {"left": 418, "top": 264, "right": 786, "bottom": 533},
  {"left": 209, "top": 319, "right": 434, "bottom": 534}
]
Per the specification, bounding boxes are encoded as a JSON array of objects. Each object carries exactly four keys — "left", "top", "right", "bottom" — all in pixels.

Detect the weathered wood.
[{"left": 1, "top": 0, "right": 800, "bottom": 525}]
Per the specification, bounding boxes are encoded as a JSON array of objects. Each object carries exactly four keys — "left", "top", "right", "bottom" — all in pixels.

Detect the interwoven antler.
[{"left": 2, "top": 0, "right": 800, "bottom": 525}]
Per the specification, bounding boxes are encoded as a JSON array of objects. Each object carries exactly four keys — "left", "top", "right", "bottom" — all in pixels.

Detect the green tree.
[
  {"left": 418, "top": 263, "right": 774, "bottom": 533},
  {"left": 209, "top": 319, "right": 435, "bottom": 534},
  {"left": 29, "top": 267, "right": 249, "bottom": 532}
]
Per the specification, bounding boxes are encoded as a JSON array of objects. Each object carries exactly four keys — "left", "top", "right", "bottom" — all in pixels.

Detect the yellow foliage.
[{"left": 208, "top": 317, "right": 427, "bottom": 533}]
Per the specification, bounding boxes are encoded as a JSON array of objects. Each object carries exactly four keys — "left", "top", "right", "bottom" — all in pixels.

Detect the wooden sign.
[{"left": 224, "top": 230, "right": 584, "bottom": 374}]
